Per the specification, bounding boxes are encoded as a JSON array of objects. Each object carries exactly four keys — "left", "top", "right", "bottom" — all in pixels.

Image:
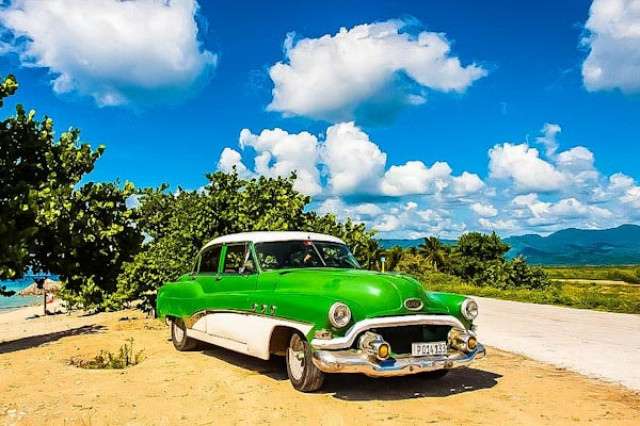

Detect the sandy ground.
[
  {"left": 1, "top": 306, "right": 639, "bottom": 425},
  {"left": 474, "top": 297, "right": 640, "bottom": 391}
]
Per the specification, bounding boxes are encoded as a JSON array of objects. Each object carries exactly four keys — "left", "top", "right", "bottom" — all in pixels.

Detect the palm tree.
[
  {"left": 364, "top": 239, "right": 384, "bottom": 270},
  {"left": 418, "top": 236, "right": 447, "bottom": 272},
  {"left": 405, "top": 246, "right": 418, "bottom": 256},
  {"left": 383, "top": 245, "right": 404, "bottom": 271}
]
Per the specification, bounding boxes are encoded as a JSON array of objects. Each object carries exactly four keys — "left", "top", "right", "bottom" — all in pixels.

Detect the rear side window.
[{"left": 199, "top": 246, "right": 221, "bottom": 274}]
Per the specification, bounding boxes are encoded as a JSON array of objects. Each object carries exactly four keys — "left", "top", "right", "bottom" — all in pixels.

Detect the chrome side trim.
[
  {"left": 312, "top": 344, "right": 486, "bottom": 377},
  {"left": 185, "top": 309, "right": 311, "bottom": 329},
  {"left": 311, "top": 314, "right": 466, "bottom": 350}
]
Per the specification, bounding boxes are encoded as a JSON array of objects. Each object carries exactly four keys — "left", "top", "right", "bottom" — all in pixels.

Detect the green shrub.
[{"left": 70, "top": 338, "right": 146, "bottom": 369}]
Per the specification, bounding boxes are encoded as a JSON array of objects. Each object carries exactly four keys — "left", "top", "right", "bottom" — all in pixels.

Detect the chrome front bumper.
[{"left": 312, "top": 344, "right": 486, "bottom": 377}]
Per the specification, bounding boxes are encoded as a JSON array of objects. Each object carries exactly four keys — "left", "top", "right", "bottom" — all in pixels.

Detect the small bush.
[
  {"left": 543, "top": 266, "right": 640, "bottom": 284},
  {"left": 70, "top": 338, "right": 146, "bottom": 369}
]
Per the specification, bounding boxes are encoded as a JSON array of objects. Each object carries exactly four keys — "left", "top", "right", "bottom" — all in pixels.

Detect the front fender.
[
  {"left": 426, "top": 291, "right": 473, "bottom": 329},
  {"left": 156, "top": 280, "right": 204, "bottom": 322},
  {"left": 261, "top": 292, "right": 366, "bottom": 341}
]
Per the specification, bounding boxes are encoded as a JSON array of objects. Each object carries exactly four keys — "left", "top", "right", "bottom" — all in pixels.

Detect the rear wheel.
[
  {"left": 286, "top": 333, "right": 325, "bottom": 392},
  {"left": 422, "top": 369, "right": 449, "bottom": 379},
  {"left": 171, "top": 317, "right": 199, "bottom": 351}
]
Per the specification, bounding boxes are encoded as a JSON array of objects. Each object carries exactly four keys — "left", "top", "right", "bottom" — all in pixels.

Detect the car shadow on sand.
[
  {"left": 200, "top": 344, "right": 501, "bottom": 400},
  {"left": 323, "top": 368, "right": 502, "bottom": 401},
  {"left": 201, "top": 345, "right": 289, "bottom": 381},
  {"left": 0, "top": 325, "right": 107, "bottom": 355}
]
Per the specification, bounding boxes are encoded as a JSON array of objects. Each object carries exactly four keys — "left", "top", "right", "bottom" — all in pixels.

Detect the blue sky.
[{"left": 1, "top": 0, "right": 639, "bottom": 238}]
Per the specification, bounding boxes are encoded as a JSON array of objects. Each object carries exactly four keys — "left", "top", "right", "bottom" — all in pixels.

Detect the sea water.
[{"left": 0, "top": 278, "right": 47, "bottom": 312}]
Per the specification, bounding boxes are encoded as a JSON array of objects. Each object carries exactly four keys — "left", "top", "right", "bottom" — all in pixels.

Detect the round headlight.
[
  {"left": 329, "top": 302, "right": 352, "bottom": 328},
  {"left": 461, "top": 298, "right": 479, "bottom": 321}
]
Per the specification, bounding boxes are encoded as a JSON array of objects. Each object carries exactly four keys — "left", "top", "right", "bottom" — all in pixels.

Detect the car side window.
[
  {"left": 241, "top": 247, "right": 256, "bottom": 274},
  {"left": 199, "top": 245, "right": 221, "bottom": 274},
  {"left": 222, "top": 244, "right": 248, "bottom": 274}
]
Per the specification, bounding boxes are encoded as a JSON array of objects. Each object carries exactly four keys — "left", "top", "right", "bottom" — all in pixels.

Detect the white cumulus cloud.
[
  {"left": 621, "top": 186, "right": 640, "bottom": 207},
  {"left": 450, "top": 172, "right": 485, "bottom": 196},
  {"left": 488, "top": 143, "right": 566, "bottom": 193},
  {"left": 556, "top": 146, "right": 599, "bottom": 183},
  {"left": 512, "top": 193, "right": 612, "bottom": 224},
  {"left": 322, "top": 122, "right": 387, "bottom": 195},
  {"left": 217, "top": 148, "right": 250, "bottom": 177},
  {"left": 380, "top": 161, "right": 452, "bottom": 196},
  {"left": 478, "top": 218, "right": 518, "bottom": 231},
  {"left": 536, "top": 123, "right": 562, "bottom": 157},
  {"left": 267, "top": 19, "right": 487, "bottom": 123},
  {"left": 215, "top": 121, "right": 640, "bottom": 238},
  {"left": 0, "top": 0, "right": 217, "bottom": 106},
  {"left": 239, "top": 128, "right": 322, "bottom": 196},
  {"left": 581, "top": 0, "right": 640, "bottom": 93},
  {"left": 471, "top": 203, "right": 498, "bottom": 217}
]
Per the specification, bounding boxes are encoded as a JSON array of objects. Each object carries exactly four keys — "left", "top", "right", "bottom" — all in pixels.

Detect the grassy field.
[
  {"left": 543, "top": 266, "right": 640, "bottom": 284},
  {"left": 420, "top": 273, "right": 640, "bottom": 314}
]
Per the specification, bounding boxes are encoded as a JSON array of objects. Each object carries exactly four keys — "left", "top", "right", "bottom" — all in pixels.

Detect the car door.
[
  {"left": 204, "top": 243, "right": 258, "bottom": 343},
  {"left": 194, "top": 244, "right": 223, "bottom": 298}
]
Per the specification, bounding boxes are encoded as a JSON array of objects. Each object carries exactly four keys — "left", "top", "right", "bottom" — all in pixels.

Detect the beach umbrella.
[{"left": 18, "top": 279, "right": 61, "bottom": 296}]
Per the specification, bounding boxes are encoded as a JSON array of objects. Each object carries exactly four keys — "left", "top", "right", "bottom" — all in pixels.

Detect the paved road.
[{"left": 474, "top": 297, "right": 640, "bottom": 391}]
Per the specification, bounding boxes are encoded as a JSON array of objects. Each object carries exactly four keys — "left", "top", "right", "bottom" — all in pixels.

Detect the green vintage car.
[{"left": 156, "top": 231, "right": 485, "bottom": 392}]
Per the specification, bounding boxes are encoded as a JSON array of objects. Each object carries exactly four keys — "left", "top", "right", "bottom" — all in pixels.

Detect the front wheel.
[
  {"left": 171, "top": 317, "right": 199, "bottom": 351},
  {"left": 286, "top": 333, "right": 325, "bottom": 392}
]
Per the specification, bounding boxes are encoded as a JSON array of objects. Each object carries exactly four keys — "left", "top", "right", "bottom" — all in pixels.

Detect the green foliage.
[
  {"left": 114, "top": 170, "right": 376, "bottom": 309},
  {"left": 418, "top": 236, "right": 449, "bottom": 272},
  {"left": 69, "top": 338, "right": 146, "bottom": 369},
  {"left": 0, "top": 75, "right": 143, "bottom": 303},
  {"left": 392, "top": 232, "right": 549, "bottom": 291},
  {"left": 382, "top": 245, "right": 404, "bottom": 271},
  {"left": 395, "top": 252, "right": 430, "bottom": 277},
  {"left": 445, "top": 232, "right": 548, "bottom": 290},
  {"left": 359, "top": 238, "right": 384, "bottom": 270},
  {"left": 543, "top": 266, "right": 640, "bottom": 284}
]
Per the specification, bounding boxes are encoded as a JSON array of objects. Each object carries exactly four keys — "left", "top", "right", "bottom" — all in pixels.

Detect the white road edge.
[{"left": 474, "top": 296, "right": 640, "bottom": 391}]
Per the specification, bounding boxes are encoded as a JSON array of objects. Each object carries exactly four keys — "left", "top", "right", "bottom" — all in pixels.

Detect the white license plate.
[{"left": 412, "top": 341, "right": 447, "bottom": 357}]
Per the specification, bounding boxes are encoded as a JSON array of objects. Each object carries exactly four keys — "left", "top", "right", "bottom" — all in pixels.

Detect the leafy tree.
[
  {"left": 382, "top": 245, "right": 404, "bottom": 271},
  {"left": 0, "top": 75, "right": 143, "bottom": 304},
  {"left": 454, "top": 231, "right": 510, "bottom": 262},
  {"left": 113, "top": 170, "right": 376, "bottom": 310},
  {"left": 41, "top": 182, "right": 144, "bottom": 308},
  {"left": 418, "top": 236, "right": 449, "bottom": 272},
  {"left": 362, "top": 239, "right": 384, "bottom": 270},
  {"left": 395, "top": 251, "right": 430, "bottom": 277},
  {"left": 448, "top": 232, "right": 548, "bottom": 289}
]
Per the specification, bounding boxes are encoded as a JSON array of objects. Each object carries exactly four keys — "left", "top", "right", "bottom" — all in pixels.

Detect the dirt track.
[
  {"left": 475, "top": 297, "right": 640, "bottom": 390},
  {"left": 1, "top": 309, "right": 639, "bottom": 425}
]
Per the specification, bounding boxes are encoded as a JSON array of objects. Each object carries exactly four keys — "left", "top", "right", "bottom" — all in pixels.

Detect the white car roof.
[{"left": 201, "top": 231, "right": 346, "bottom": 250}]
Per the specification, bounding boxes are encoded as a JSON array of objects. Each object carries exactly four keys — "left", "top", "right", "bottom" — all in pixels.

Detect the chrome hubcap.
[
  {"left": 173, "top": 321, "right": 184, "bottom": 342},
  {"left": 288, "top": 339, "right": 305, "bottom": 380}
]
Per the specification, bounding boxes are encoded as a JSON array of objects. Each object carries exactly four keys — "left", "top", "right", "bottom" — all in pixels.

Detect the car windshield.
[{"left": 254, "top": 240, "right": 360, "bottom": 270}]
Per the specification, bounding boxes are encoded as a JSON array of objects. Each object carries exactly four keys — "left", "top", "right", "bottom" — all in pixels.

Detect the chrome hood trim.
[{"left": 311, "top": 314, "right": 466, "bottom": 350}]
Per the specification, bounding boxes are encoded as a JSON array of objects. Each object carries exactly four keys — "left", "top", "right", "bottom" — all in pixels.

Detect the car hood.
[{"left": 271, "top": 268, "right": 452, "bottom": 317}]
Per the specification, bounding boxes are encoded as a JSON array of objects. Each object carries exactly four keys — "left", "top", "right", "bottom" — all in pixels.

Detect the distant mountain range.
[{"left": 380, "top": 224, "right": 640, "bottom": 265}]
